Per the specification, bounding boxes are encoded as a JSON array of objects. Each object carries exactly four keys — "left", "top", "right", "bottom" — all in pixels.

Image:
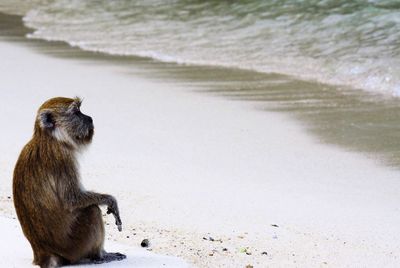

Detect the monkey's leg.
[
  {"left": 59, "top": 205, "right": 105, "bottom": 263},
  {"left": 77, "top": 206, "right": 126, "bottom": 265}
]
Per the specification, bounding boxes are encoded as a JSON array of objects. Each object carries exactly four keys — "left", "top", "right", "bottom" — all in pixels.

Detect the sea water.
[
  {"left": 1, "top": 1, "right": 400, "bottom": 167},
  {"left": 1, "top": 0, "right": 400, "bottom": 95}
]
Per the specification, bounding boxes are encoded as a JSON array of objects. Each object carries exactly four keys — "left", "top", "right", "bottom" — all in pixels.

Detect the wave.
[{"left": 4, "top": 0, "right": 400, "bottom": 95}]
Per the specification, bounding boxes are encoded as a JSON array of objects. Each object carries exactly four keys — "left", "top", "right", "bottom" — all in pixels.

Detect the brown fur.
[{"left": 13, "top": 97, "right": 125, "bottom": 268}]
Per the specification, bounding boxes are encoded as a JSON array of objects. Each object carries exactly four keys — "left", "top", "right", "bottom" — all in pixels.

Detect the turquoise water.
[{"left": 1, "top": 0, "right": 400, "bottom": 95}]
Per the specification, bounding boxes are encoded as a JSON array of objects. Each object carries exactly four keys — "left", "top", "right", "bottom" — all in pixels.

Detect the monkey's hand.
[{"left": 105, "top": 195, "right": 122, "bottom": 232}]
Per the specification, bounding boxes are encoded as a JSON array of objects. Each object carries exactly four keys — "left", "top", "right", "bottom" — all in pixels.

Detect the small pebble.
[{"left": 140, "top": 239, "right": 150, "bottom": 248}]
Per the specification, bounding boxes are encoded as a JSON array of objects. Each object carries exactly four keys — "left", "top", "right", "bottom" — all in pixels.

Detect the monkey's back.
[{"left": 13, "top": 140, "right": 78, "bottom": 252}]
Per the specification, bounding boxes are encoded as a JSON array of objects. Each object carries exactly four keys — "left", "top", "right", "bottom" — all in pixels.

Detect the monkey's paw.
[
  {"left": 92, "top": 252, "right": 127, "bottom": 264},
  {"left": 107, "top": 207, "right": 122, "bottom": 232}
]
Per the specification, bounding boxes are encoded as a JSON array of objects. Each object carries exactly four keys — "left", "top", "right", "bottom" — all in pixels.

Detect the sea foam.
[{"left": 6, "top": 0, "right": 400, "bottom": 96}]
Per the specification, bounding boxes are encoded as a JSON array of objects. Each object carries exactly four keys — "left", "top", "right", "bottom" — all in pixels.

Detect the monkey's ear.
[{"left": 38, "top": 110, "right": 55, "bottom": 130}]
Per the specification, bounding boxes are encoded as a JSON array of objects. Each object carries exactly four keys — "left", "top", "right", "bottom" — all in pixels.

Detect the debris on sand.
[
  {"left": 140, "top": 239, "right": 150, "bottom": 248},
  {"left": 240, "top": 247, "right": 252, "bottom": 255},
  {"left": 202, "top": 236, "right": 223, "bottom": 243}
]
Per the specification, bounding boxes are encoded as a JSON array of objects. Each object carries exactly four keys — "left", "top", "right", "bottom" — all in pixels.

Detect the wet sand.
[{"left": 2, "top": 12, "right": 400, "bottom": 167}]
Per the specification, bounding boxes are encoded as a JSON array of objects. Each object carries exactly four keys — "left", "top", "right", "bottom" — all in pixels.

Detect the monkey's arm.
[
  {"left": 87, "top": 191, "right": 123, "bottom": 232},
  {"left": 64, "top": 189, "right": 122, "bottom": 231}
]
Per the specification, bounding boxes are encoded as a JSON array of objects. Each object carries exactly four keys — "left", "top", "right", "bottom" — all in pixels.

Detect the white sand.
[
  {"left": 1, "top": 40, "right": 400, "bottom": 267},
  {"left": 0, "top": 216, "right": 188, "bottom": 267}
]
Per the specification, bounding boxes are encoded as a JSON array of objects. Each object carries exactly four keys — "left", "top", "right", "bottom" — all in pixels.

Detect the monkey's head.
[{"left": 35, "top": 97, "right": 94, "bottom": 148}]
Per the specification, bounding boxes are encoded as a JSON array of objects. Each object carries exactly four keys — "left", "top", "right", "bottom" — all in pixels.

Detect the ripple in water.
[{"left": 3, "top": 0, "right": 400, "bottom": 95}]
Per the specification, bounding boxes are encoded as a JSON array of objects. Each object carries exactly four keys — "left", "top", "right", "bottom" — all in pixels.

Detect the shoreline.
[
  {"left": 1, "top": 12, "right": 400, "bottom": 267},
  {"left": 2, "top": 11, "right": 400, "bottom": 169}
]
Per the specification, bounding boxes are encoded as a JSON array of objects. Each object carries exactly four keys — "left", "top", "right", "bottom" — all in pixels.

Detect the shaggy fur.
[{"left": 13, "top": 97, "right": 125, "bottom": 268}]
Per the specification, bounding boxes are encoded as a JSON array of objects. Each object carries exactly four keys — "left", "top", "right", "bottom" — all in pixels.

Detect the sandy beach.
[{"left": 1, "top": 12, "right": 400, "bottom": 268}]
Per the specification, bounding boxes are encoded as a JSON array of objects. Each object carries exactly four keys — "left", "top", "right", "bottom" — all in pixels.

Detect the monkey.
[{"left": 13, "top": 97, "right": 126, "bottom": 268}]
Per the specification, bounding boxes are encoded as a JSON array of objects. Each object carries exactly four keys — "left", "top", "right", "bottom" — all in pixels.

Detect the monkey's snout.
[
  {"left": 87, "top": 116, "right": 93, "bottom": 124},
  {"left": 85, "top": 116, "right": 94, "bottom": 131},
  {"left": 84, "top": 116, "right": 94, "bottom": 127}
]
